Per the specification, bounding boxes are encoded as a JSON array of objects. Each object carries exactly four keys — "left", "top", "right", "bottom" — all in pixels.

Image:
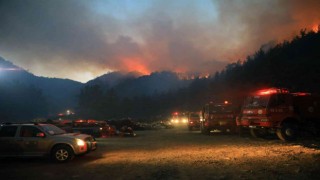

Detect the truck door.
[{"left": 268, "top": 94, "right": 293, "bottom": 122}]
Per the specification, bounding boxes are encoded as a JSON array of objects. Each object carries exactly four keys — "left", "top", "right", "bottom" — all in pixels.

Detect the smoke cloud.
[{"left": 0, "top": 0, "right": 319, "bottom": 82}]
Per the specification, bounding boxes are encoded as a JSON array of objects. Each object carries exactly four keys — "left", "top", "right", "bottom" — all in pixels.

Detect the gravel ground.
[{"left": 1, "top": 125, "right": 320, "bottom": 180}]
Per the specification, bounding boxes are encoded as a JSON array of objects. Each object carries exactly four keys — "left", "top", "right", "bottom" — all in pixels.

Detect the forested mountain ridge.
[
  {"left": 193, "top": 29, "right": 320, "bottom": 108},
  {"left": 0, "top": 59, "right": 192, "bottom": 121},
  {"left": 1, "top": 29, "right": 320, "bottom": 121},
  {"left": 87, "top": 71, "right": 192, "bottom": 97},
  {"left": 0, "top": 57, "right": 83, "bottom": 121},
  {"left": 77, "top": 29, "right": 320, "bottom": 119},
  {"left": 216, "top": 29, "right": 320, "bottom": 93}
]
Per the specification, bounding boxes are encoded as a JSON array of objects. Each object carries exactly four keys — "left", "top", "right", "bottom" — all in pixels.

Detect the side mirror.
[{"left": 36, "top": 132, "right": 46, "bottom": 137}]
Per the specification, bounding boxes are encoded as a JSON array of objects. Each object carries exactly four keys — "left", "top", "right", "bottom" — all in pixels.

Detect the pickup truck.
[{"left": 0, "top": 123, "right": 97, "bottom": 162}]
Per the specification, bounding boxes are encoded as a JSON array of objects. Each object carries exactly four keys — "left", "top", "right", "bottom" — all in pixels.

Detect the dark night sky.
[{"left": 0, "top": 0, "right": 319, "bottom": 82}]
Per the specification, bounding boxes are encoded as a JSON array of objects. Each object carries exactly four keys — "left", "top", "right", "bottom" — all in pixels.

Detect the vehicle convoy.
[
  {"left": 0, "top": 123, "right": 97, "bottom": 162},
  {"left": 236, "top": 88, "right": 320, "bottom": 141},
  {"left": 51, "top": 119, "right": 116, "bottom": 137},
  {"left": 187, "top": 112, "right": 201, "bottom": 131},
  {"left": 200, "top": 101, "right": 238, "bottom": 134}
]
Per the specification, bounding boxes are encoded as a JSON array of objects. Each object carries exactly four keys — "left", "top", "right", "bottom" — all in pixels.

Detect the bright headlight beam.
[{"left": 76, "top": 139, "right": 85, "bottom": 146}]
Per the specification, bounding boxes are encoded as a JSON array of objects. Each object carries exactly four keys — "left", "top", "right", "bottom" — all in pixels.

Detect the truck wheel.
[
  {"left": 188, "top": 126, "right": 193, "bottom": 131},
  {"left": 51, "top": 145, "right": 74, "bottom": 163},
  {"left": 276, "top": 123, "right": 298, "bottom": 141},
  {"left": 250, "top": 128, "right": 267, "bottom": 138}
]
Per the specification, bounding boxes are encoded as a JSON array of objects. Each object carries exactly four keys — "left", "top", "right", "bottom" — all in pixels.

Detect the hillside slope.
[{"left": 0, "top": 57, "right": 83, "bottom": 121}]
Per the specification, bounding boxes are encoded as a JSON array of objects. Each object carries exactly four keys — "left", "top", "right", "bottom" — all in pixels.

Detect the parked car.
[
  {"left": 72, "top": 119, "right": 111, "bottom": 137},
  {"left": 0, "top": 122, "right": 97, "bottom": 162},
  {"left": 119, "top": 126, "right": 136, "bottom": 137}
]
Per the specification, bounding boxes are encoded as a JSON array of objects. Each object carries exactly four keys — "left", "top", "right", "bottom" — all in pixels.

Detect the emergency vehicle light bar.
[{"left": 257, "top": 88, "right": 289, "bottom": 95}]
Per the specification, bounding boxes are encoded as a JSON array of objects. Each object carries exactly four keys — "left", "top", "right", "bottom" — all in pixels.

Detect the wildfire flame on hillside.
[
  {"left": 122, "top": 58, "right": 150, "bottom": 75},
  {"left": 312, "top": 24, "right": 320, "bottom": 32}
]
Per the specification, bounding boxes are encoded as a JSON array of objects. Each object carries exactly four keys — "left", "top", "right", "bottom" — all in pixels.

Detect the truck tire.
[
  {"left": 276, "top": 123, "right": 298, "bottom": 141},
  {"left": 51, "top": 145, "right": 74, "bottom": 163},
  {"left": 250, "top": 128, "right": 267, "bottom": 138}
]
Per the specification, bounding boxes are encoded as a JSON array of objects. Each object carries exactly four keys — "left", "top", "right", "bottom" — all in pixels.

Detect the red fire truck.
[
  {"left": 237, "top": 88, "right": 320, "bottom": 141},
  {"left": 200, "top": 101, "right": 238, "bottom": 134},
  {"left": 170, "top": 112, "right": 188, "bottom": 125}
]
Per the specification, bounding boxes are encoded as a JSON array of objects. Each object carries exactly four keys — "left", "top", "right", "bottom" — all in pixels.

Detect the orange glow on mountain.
[
  {"left": 122, "top": 58, "right": 150, "bottom": 75},
  {"left": 312, "top": 24, "right": 319, "bottom": 32}
]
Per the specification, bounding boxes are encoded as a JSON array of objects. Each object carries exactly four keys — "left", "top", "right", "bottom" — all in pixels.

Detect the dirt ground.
[{"left": 1, "top": 125, "right": 320, "bottom": 180}]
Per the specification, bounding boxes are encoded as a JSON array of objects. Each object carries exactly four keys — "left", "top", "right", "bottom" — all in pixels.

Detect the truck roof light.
[
  {"left": 257, "top": 88, "right": 289, "bottom": 95},
  {"left": 258, "top": 89, "right": 277, "bottom": 95}
]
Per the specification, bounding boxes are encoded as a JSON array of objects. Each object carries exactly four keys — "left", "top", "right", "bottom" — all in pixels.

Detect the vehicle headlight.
[
  {"left": 182, "top": 119, "right": 188, "bottom": 123},
  {"left": 76, "top": 139, "right": 85, "bottom": 146}
]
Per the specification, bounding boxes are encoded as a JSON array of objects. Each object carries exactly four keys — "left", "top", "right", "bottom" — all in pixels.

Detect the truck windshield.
[
  {"left": 41, "top": 124, "right": 66, "bottom": 135},
  {"left": 209, "top": 105, "right": 233, "bottom": 114},
  {"left": 244, "top": 95, "right": 270, "bottom": 108}
]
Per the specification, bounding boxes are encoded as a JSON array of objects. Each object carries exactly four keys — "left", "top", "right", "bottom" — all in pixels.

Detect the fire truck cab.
[
  {"left": 170, "top": 112, "right": 188, "bottom": 125},
  {"left": 237, "top": 88, "right": 320, "bottom": 141},
  {"left": 187, "top": 112, "right": 201, "bottom": 131},
  {"left": 200, "top": 101, "right": 238, "bottom": 135}
]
